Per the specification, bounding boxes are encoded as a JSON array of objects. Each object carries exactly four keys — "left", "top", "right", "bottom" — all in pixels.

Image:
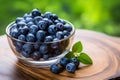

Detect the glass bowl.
[{"left": 6, "top": 20, "right": 75, "bottom": 68}]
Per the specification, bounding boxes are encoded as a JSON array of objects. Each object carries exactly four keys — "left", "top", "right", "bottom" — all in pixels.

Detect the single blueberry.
[
  {"left": 33, "top": 16, "right": 43, "bottom": 24},
  {"left": 43, "top": 18, "right": 53, "bottom": 26},
  {"left": 66, "top": 62, "right": 76, "bottom": 73},
  {"left": 14, "top": 42, "right": 23, "bottom": 52},
  {"left": 21, "top": 51, "right": 30, "bottom": 58},
  {"left": 15, "top": 17, "right": 24, "bottom": 23},
  {"left": 31, "top": 51, "right": 41, "bottom": 60},
  {"left": 29, "top": 25, "right": 39, "bottom": 34},
  {"left": 52, "top": 14, "right": 58, "bottom": 20},
  {"left": 23, "top": 44, "right": 34, "bottom": 54},
  {"left": 70, "top": 58, "right": 80, "bottom": 68},
  {"left": 19, "top": 26, "right": 29, "bottom": 35},
  {"left": 26, "top": 33, "right": 35, "bottom": 42},
  {"left": 25, "top": 17, "right": 33, "bottom": 23},
  {"left": 56, "top": 23, "right": 64, "bottom": 30},
  {"left": 36, "top": 30, "right": 46, "bottom": 42},
  {"left": 34, "top": 44, "right": 40, "bottom": 50},
  {"left": 27, "top": 21, "right": 34, "bottom": 27},
  {"left": 18, "top": 34, "right": 26, "bottom": 41},
  {"left": 39, "top": 44, "right": 48, "bottom": 54},
  {"left": 51, "top": 42, "right": 58, "bottom": 49},
  {"left": 56, "top": 31, "right": 64, "bottom": 39},
  {"left": 59, "top": 58, "right": 69, "bottom": 67},
  {"left": 44, "top": 36, "right": 53, "bottom": 42},
  {"left": 32, "top": 9, "right": 41, "bottom": 17},
  {"left": 17, "top": 21, "right": 26, "bottom": 28},
  {"left": 54, "top": 20, "right": 60, "bottom": 24},
  {"left": 63, "top": 30, "right": 70, "bottom": 36},
  {"left": 43, "top": 54, "right": 49, "bottom": 60},
  {"left": 64, "top": 25, "right": 72, "bottom": 32},
  {"left": 37, "top": 21, "right": 48, "bottom": 30},
  {"left": 23, "top": 13, "right": 32, "bottom": 20},
  {"left": 43, "top": 12, "right": 53, "bottom": 20},
  {"left": 48, "top": 25, "right": 57, "bottom": 35},
  {"left": 50, "top": 64, "right": 61, "bottom": 74},
  {"left": 60, "top": 19, "right": 66, "bottom": 25},
  {"left": 10, "top": 27, "right": 19, "bottom": 38},
  {"left": 53, "top": 38, "right": 59, "bottom": 41}
]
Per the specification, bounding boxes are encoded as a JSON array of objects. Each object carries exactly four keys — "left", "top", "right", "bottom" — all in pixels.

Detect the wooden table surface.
[{"left": 0, "top": 30, "right": 120, "bottom": 80}]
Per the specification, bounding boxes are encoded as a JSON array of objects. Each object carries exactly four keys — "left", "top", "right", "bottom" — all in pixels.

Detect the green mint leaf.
[
  {"left": 65, "top": 51, "right": 75, "bottom": 58},
  {"left": 72, "top": 41, "right": 83, "bottom": 53},
  {"left": 77, "top": 52, "right": 93, "bottom": 64}
]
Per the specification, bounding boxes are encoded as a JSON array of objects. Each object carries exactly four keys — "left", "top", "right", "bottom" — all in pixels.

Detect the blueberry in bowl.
[{"left": 6, "top": 9, "right": 75, "bottom": 68}]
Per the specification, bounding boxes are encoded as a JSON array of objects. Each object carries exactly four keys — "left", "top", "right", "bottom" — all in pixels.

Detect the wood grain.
[{"left": 0, "top": 30, "right": 120, "bottom": 80}]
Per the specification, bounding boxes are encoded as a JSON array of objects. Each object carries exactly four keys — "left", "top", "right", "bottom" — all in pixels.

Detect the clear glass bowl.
[{"left": 6, "top": 20, "right": 75, "bottom": 68}]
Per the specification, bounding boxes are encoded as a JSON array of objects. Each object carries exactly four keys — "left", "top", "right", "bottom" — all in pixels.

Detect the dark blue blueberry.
[
  {"left": 18, "top": 34, "right": 26, "bottom": 41},
  {"left": 60, "top": 58, "right": 69, "bottom": 67},
  {"left": 37, "top": 21, "right": 48, "bottom": 30},
  {"left": 52, "top": 14, "right": 58, "bottom": 20},
  {"left": 33, "top": 16, "right": 43, "bottom": 24},
  {"left": 14, "top": 42, "right": 23, "bottom": 52},
  {"left": 32, "top": 9, "right": 41, "bottom": 17},
  {"left": 17, "top": 21, "right": 26, "bottom": 28},
  {"left": 56, "top": 23, "right": 64, "bottom": 30},
  {"left": 26, "top": 33, "right": 35, "bottom": 42},
  {"left": 48, "top": 25, "right": 57, "bottom": 35},
  {"left": 56, "top": 31, "right": 64, "bottom": 39},
  {"left": 66, "top": 63, "right": 76, "bottom": 73},
  {"left": 43, "top": 12, "right": 53, "bottom": 20},
  {"left": 23, "top": 13, "right": 31, "bottom": 19},
  {"left": 54, "top": 20, "right": 60, "bottom": 24},
  {"left": 39, "top": 44, "right": 48, "bottom": 54},
  {"left": 36, "top": 30, "right": 46, "bottom": 42},
  {"left": 44, "top": 36, "right": 53, "bottom": 42},
  {"left": 21, "top": 51, "right": 30, "bottom": 58},
  {"left": 31, "top": 51, "right": 41, "bottom": 60},
  {"left": 70, "top": 58, "right": 80, "bottom": 68},
  {"left": 50, "top": 64, "right": 61, "bottom": 74},
  {"left": 19, "top": 26, "right": 29, "bottom": 35},
  {"left": 25, "top": 17, "right": 33, "bottom": 23},
  {"left": 64, "top": 25, "right": 72, "bottom": 32},
  {"left": 43, "top": 54, "right": 49, "bottom": 60},
  {"left": 27, "top": 21, "right": 34, "bottom": 27},
  {"left": 15, "top": 17, "right": 24, "bottom": 23},
  {"left": 43, "top": 18, "right": 53, "bottom": 25},
  {"left": 53, "top": 38, "right": 59, "bottom": 41},
  {"left": 29, "top": 25, "right": 39, "bottom": 34},
  {"left": 10, "top": 27, "right": 19, "bottom": 38},
  {"left": 63, "top": 30, "right": 70, "bottom": 36},
  {"left": 23, "top": 44, "right": 34, "bottom": 54},
  {"left": 60, "top": 19, "right": 66, "bottom": 25},
  {"left": 34, "top": 44, "right": 40, "bottom": 50}
]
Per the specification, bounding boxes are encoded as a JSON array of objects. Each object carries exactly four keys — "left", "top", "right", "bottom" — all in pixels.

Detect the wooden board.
[{"left": 0, "top": 30, "right": 120, "bottom": 80}]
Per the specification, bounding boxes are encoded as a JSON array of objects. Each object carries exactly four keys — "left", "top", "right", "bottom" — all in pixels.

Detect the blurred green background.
[{"left": 0, "top": 0, "right": 120, "bottom": 36}]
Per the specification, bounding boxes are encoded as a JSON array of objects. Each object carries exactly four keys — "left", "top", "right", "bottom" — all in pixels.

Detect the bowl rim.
[{"left": 6, "top": 20, "right": 75, "bottom": 44}]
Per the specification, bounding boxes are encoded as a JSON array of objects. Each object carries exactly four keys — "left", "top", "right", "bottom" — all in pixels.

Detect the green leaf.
[
  {"left": 65, "top": 51, "right": 75, "bottom": 58},
  {"left": 77, "top": 52, "right": 93, "bottom": 64},
  {"left": 72, "top": 41, "right": 83, "bottom": 53}
]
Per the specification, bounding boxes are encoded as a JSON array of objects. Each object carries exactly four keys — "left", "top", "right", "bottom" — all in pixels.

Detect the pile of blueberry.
[
  {"left": 9, "top": 9, "right": 73, "bottom": 60},
  {"left": 50, "top": 57, "right": 79, "bottom": 73}
]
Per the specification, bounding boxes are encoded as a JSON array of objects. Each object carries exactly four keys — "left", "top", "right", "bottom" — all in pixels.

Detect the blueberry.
[
  {"left": 64, "top": 25, "right": 72, "bottom": 32},
  {"left": 56, "top": 23, "right": 64, "bottom": 30},
  {"left": 37, "top": 21, "right": 48, "bottom": 30},
  {"left": 26, "top": 33, "right": 35, "bottom": 42},
  {"left": 59, "top": 58, "right": 69, "bottom": 67},
  {"left": 56, "top": 31, "right": 64, "bottom": 39},
  {"left": 23, "top": 13, "right": 32, "bottom": 19},
  {"left": 17, "top": 21, "right": 26, "bottom": 28},
  {"left": 44, "top": 36, "right": 53, "bottom": 42},
  {"left": 39, "top": 44, "right": 48, "bottom": 54},
  {"left": 53, "top": 38, "right": 59, "bottom": 41},
  {"left": 21, "top": 51, "right": 30, "bottom": 58},
  {"left": 15, "top": 17, "right": 24, "bottom": 23},
  {"left": 23, "top": 44, "right": 34, "bottom": 54},
  {"left": 29, "top": 25, "right": 39, "bottom": 34},
  {"left": 25, "top": 17, "right": 33, "bottom": 23},
  {"left": 32, "top": 9, "right": 41, "bottom": 17},
  {"left": 34, "top": 44, "right": 40, "bottom": 50},
  {"left": 18, "top": 34, "right": 26, "bottom": 41},
  {"left": 70, "top": 58, "right": 80, "bottom": 68},
  {"left": 48, "top": 25, "right": 57, "bottom": 35},
  {"left": 63, "top": 30, "right": 70, "bottom": 36},
  {"left": 50, "top": 64, "right": 61, "bottom": 74},
  {"left": 43, "top": 12, "right": 53, "bottom": 20},
  {"left": 51, "top": 42, "right": 58, "bottom": 49},
  {"left": 31, "top": 51, "right": 41, "bottom": 60},
  {"left": 43, "top": 18, "right": 53, "bottom": 25},
  {"left": 54, "top": 20, "right": 60, "bottom": 24},
  {"left": 33, "top": 16, "right": 43, "bottom": 24},
  {"left": 27, "top": 21, "right": 34, "bottom": 27},
  {"left": 52, "top": 14, "right": 58, "bottom": 20},
  {"left": 19, "top": 26, "right": 29, "bottom": 35},
  {"left": 10, "top": 27, "right": 19, "bottom": 38},
  {"left": 43, "top": 54, "right": 49, "bottom": 60},
  {"left": 36, "top": 30, "right": 46, "bottom": 42},
  {"left": 14, "top": 42, "right": 23, "bottom": 52},
  {"left": 66, "top": 63, "right": 76, "bottom": 73},
  {"left": 60, "top": 19, "right": 66, "bottom": 25}
]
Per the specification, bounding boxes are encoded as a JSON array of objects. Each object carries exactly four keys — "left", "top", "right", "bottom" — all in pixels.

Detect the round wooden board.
[{"left": 0, "top": 30, "right": 120, "bottom": 80}]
